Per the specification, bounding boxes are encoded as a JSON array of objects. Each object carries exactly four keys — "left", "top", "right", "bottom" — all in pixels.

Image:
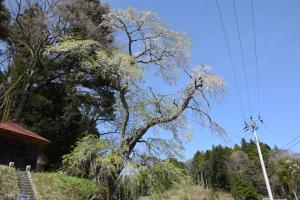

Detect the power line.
[
  {"left": 282, "top": 135, "right": 300, "bottom": 149},
  {"left": 287, "top": 139, "right": 300, "bottom": 151},
  {"left": 250, "top": 0, "right": 261, "bottom": 115},
  {"left": 215, "top": 0, "right": 246, "bottom": 120},
  {"left": 232, "top": 0, "right": 252, "bottom": 116}
]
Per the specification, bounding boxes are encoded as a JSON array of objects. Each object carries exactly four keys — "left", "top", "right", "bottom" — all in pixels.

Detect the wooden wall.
[{"left": 0, "top": 133, "right": 39, "bottom": 170}]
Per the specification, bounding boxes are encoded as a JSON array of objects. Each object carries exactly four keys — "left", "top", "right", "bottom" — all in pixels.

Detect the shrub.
[
  {"left": 116, "top": 159, "right": 192, "bottom": 199},
  {"left": 230, "top": 173, "right": 258, "bottom": 200},
  {"left": 62, "top": 134, "right": 121, "bottom": 181}
]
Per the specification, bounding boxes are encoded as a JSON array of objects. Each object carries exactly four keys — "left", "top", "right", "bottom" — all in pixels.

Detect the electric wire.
[
  {"left": 287, "top": 139, "right": 300, "bottom": 151},
  {"left": 232, "top": 0, "right": 253, "bottom": 116},
  {"left": 250, "top": 0, "right": 261, "bottom": 115},
  {"left": 282, "top": 135, "right": 300, "bottom": 149},
  {"left": 215, "top": 0, "right": 246, "bottom": 120}
]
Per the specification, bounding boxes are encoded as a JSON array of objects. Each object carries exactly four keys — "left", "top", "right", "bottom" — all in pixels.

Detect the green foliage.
[
  {"left": 0, "top": 0, "right": 9, "bottom": 40},
  {"left": 62, "top": 134, "right": 121, "bottom": 180},
  {"left": 230, "top": 173, "right": 258, "bottom": 200},
  {"left": 32, "top": 172, "right": 107, "bottom": 200},
  {"left": 117, "top": 159, "right": 192, "bottom": 200},
  {"left": 241, "top": 139, "right": 271, "bottom": 164},
  {"left": 138, "top": 159, "right": 192, "bottom": 196},
  {"left": 210, "top": 145, "right": 232, "bottom": 191},
  {"left": 191, "top": 151, "right": 205, "bottom": 185},
  {"left": 274, "top": 158, "right": 300, "bottom": 198},
  {"left": 46, "top": 37, "right": 99, "bottom": 55},
  {"left": 240, "top": 139, "right": 272, "bottom": 195},
  {"left": 21, "top": 84, "right": 101, "bottom": 169},
  {"left": 57, "top": 0, "right": 113, "bottom": 45},
  {"left": 47, "top": 38, "right": 142, "bottom": 84},
  {"left": 190, "top": 139, "right": 300, "bottom": 198},
  {"left": 0, "top": 0, "right": 116, "bottom": 170},
  {"left": 63, "top": 140, "right": 191, "bottom": 199},
  {"left": 0, "top": 165, "right": 19, "bottom": 199},
  {"left": 191, "top": 146, "right": 232, "bottom": 191},
  {"left": 0, "top": 3, "right": 225, "bottom": 200}
]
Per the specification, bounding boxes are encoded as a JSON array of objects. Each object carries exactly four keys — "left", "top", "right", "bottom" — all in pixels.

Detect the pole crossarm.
[{"left": 243, "top": 116, "right": 264, "bottom": 132}]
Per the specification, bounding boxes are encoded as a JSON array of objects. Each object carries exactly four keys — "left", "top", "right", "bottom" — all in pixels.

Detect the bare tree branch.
[{"left": 123, "top": 81, "right": 201, "bottom": 155}]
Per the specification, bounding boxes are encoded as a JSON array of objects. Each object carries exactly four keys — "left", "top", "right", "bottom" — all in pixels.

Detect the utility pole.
[{"left": 244, "top": 117, "right": 274, "bottom": 200}]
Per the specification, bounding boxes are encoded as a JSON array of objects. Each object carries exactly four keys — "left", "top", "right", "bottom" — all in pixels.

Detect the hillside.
[
  {"left": 0, "top": 165, "right": 106, "bottom": 200},
  {"left": 0, "top": 165, "right": 19, "bottom": 199},
  {"left": 32, "top": 173, "right": 107, "bottom": 200},
  {"left": 140, "top": 185, "right": 234, "bottom": 200},
  {"left": 0, "top": 165, "right": 234, "bottom": 200}
]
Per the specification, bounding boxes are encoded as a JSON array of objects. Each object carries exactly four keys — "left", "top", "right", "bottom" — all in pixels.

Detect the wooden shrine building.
[{"left": 0, "top": 119, "right": 50, "bottom": 169}]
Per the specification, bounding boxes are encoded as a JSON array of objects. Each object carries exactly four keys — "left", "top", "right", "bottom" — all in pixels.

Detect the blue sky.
[{"left": 107, "top": 0, "right": 300, "bottom": 159}]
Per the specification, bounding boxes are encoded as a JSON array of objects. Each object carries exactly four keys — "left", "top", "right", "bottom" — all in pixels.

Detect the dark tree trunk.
[
  {"left": 14, "top": 92, "right": 27, "bottom": 122},
  {"left": 14, "top": 83, "right": 30, "bottom": 122}
]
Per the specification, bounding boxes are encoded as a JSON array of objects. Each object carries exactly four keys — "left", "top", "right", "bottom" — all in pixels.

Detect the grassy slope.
[
  {"left": 32, "top": 172, "right": 106, "bottom": 200},
  {"left": 0, "top": 165, "right": 19, "bottom": 199},
  {"left": 0, "top": 165, "right": 233, "bottom": 200},
  {"left": 140, "top": 185, "right": 234, "bottom": 200}
]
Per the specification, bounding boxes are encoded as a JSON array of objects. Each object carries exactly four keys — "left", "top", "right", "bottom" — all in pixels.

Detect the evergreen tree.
[
  {"left": 210, "top": 145, "right": 232, "bottom": 191},
  {"left": 190, "top": 139, "right": 300, "bottom": 199},
  {"left": 0, "top": 0, "right": 8, "bottom": 40},
  {"left": 58, "top": 0, "right": 113, "bottom": 46},
  {"left": 230, "top": 172, "right": 259, "bottom": 200},
  {"left": 0, "top": 0, "right": 115, "bottom": 169}
]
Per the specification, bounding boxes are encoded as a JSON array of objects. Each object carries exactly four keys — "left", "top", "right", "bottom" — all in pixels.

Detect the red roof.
[{"left": 0, "top": 119, "right": 50, "bottom": 144}]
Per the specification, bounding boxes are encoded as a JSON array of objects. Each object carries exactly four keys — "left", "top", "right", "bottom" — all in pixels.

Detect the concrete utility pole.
[
  {"left": 244, "top": 117, "right": 274, "bottom": 200},
  {"left": 293, "top": 190, "right": 298, "bottom": 200},
  {"left": 253, "top": 129, "right": 274, "bottom": 200}
]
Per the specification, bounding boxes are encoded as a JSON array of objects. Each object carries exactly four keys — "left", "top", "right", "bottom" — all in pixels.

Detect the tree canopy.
[
  {"left": 44, "top": 6, "right": 226, "bottom": 197},
  {"left": 0, "top": 1, "right": 300, "bottom": 200},
  {"left": 190, "top": 138, "right": 300, "bottom": 200},
  {"left": 0, "top": 0, "right": 9, "bottom": 40},
  {"left": 47, "top": 8, "right": 225, "bottom": 162},
  {"left": 0, "top": 0, "right": 115, "bottom": 169}
]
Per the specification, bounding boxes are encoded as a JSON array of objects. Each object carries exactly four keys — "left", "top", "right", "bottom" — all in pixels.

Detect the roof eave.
[{"left": 0, "top": 128, "right": 51, "bottom": 144}]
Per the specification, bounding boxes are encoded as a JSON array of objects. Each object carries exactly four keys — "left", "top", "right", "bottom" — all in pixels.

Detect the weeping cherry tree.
[{"left": 47, "top": 7, "right": 225, "bottom": 174}]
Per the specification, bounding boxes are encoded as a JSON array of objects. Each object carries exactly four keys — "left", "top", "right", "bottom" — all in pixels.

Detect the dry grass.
[
  {"left": 0, "top": 164, "right": 19, "bottom": 199},
  {"left": 140, "top": 185, "right": 234, "bottom": 200}
]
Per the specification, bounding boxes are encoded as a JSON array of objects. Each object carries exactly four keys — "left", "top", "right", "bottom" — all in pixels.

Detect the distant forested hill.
[{"left": 189, "top": 138, "right": 300, "bottom": 200}]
